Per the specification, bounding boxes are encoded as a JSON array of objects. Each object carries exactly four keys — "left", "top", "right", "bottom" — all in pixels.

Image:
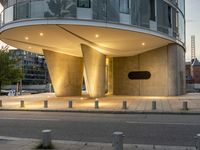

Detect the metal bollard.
[
  {"left": 42, "top": 130, "right": 52, "bottom": 148},
  {"left": 68, "top": 100, "right": 73, "bottom": 108},
  {"left": 95, "top": 100, "right": 99, "bottom": 109},
  {"left": 44, "top": 100, "right": 48, "bottom": 108},
  {"left": 152, "top": 101, "right": 156, "bottom": 110},
  {"left": 0, "top": 100, "right": 2, "bottom": 107},
  {"left": 195, "top": 134, "right": 200, "bottom": 150},
  {"left": 112, "top": 132, "right": 124, "bottom": 150},
  {"left": 183, "top": 101, "right": 188, "bottom": 110},
  {"left": 122, "top": 101, "right": 127, "bottom": 110},
  {"left": 20, "top": 100, "right": 24, "bottom": 108}
]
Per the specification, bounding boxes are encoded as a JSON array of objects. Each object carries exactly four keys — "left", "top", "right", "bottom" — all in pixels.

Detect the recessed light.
[
  {"left": 28, "top": 46, "right": 31, "bottom": 49},
  {"left": 141, "top": 42, "right": 146, "bottom": 46},
  {"left": 40, "top": 32, "right": 44, "bottom": 36},
  {"left": 25, "top": 37, "right": 29, "bottom": 40},
  {"left": 95, "top": 34, "right": 99, "bottom": 38}
]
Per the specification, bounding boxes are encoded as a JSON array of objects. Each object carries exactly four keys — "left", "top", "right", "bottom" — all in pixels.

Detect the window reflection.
[
  {"left": 150, "top": 0, "right": 155, "bottom": 21},
  {"left": 44, "top": 0, "right": 76, "bottom": 18},
  {"left": 92, "top": 0, "right": 106, "bottom": 21},
  {"left": 77, "top": 0, "right": 91, "bottom": 8},
  {"left": 120, "top": 0, "right": 129, "bottom": 14}
]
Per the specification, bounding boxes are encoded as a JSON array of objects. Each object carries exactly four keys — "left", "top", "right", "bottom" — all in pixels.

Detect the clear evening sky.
[
  {"left": 0, "top": 1, "right": 199, "bottom": 62},
  {"left": 185, "top": 0, "right": 200, "bottom": 61}
]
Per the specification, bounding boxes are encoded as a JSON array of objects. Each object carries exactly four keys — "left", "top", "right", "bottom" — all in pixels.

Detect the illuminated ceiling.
[{"left": 0, "top": 24, "right": 173, "bottom": 57}]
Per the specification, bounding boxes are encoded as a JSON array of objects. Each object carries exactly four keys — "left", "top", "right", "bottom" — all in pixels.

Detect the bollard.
[
  {"left": 195, "top": 134, "right": 200, "bottom": 150},
  {"left": 112, "top": 132, "right": 124, "bottom": 150},
  {"left": 122, "top": 101, "right": 127, "bottom": 110},
  {"left": 152, "top": 101, "right": 156, "bottom": 110},
  {"left": 95, "top": 100, "right": 99, "bottom": 109},
  {"left": 20, "top": 100, "right": 24, "bottom": 108},
  {"left": 44, "top": 100, "right": 48, "bottom": 108},
  {"left": 183, "top": 101, "right": 188, "bottom": 110},
  {"left": 0, "top": 100, "right": 2, "bottom": 107},
  {"left": 68, "top": 100, "right": 73, "bottom": 108},
  {"left": 42, "top": 130, "right": 52, "bottom": 148}
]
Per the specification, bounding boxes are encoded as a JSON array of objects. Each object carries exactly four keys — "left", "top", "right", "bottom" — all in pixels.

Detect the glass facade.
[
  {"left": 0, "top": 0, "right": 185, "bottom": 44},
  {"left": 9, "top": 49, "right": 50, "bottom": 85}
]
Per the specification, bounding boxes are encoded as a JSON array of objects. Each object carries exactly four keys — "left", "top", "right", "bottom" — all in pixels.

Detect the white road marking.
[
  {"left": 0, "top": 117, "right": 60, "bottom": 121},
  {"left": 126, "top": 121, "right": 200, "bottom": 126}
]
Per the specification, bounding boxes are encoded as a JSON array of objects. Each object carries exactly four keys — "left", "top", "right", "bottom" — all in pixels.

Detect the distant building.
[
  {"left": 185, "top": 62, "right": 193, "bottom": 84},
  {"left": 9, "top": 49, "right": 50, "bottom": 85},
  {"left": 186, "top": 58, "right": 200, "bottom": 92},
  {"left": 191, "top": 58, "right": 200, "bottom": 84}
]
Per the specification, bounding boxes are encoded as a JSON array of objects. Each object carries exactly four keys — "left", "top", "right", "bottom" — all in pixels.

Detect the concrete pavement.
[
  {"left": 0, "top": 136, "right": 196, "bottom": 150},
  {"left": 1, "top": 93, "right": 200, "bottom": 113}
]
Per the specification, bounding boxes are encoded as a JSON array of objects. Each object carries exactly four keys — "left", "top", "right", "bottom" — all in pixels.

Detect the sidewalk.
[
  {"left": 0, "top": 136, "right": 196, "bottom": 150},
  {"left": 0, "top": 93, "right": 200, "bottom": 114}
]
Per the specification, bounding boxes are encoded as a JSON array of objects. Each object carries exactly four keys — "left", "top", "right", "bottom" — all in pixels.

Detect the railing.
[{"left": 0, "top": 0, "right": 185, "bottom": 44}]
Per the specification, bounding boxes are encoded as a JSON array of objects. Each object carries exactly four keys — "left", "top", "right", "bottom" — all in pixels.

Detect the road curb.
[{"left": 1, "top": 109, "right": 200, "bottom": 115}]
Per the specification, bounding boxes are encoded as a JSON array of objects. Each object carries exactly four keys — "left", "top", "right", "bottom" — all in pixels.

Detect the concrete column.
[
  {"left": 43, "top": 50, "right": 83, "bottom": 97},
  {"left": 107, "top": 58, "right": 113, "bottom": 95},
  {"left": 167, "top": 44, "right": 186, "bottom": 95},
  {"left": 81, "top": 44, "right": 105, "bottom": 98}
]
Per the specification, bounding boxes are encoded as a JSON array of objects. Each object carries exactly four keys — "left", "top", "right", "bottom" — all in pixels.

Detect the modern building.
[
  {"left": 9, "top": 49, "right": 50, "bottom": 85},
  {"left": 0, "top": 0, "right": 186, "bottom": 98}
]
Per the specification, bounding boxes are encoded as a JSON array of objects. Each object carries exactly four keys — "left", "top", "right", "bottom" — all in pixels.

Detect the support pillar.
[
  {"left": 81, "top": 44, "right": 105, "bottom": 98},
  {"left": 43, "top": 50, "right": 83, "bottom": 97}
]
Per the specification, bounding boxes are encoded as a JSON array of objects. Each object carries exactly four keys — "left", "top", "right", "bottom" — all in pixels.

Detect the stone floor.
[{"left": 0, "top": 93, "right": 200, "bottom": 113}]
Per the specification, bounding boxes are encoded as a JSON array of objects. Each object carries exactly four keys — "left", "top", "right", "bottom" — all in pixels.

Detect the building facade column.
[
  {"left": 43, "top": 50, "right": 83, "bottom": 97},
  {"left": 81, "top": 44, "right": 106, "bottom": 98}
]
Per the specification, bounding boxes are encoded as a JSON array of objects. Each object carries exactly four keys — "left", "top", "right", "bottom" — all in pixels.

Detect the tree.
[{"left": 0, "top": 46, "right": 22, "bottom": 95}]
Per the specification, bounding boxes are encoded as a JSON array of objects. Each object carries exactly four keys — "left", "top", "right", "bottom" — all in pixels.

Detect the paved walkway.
[
  {"left": 0, "top": 136, "right": 196, "bottom": 150},
  {"left": 0, "top": 93, "right": 200, "bottom": 113}
]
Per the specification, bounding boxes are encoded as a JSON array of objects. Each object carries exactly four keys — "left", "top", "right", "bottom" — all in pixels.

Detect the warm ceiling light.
[
  {"left": 25, "top": 37, "right": 29, "bottom": 40},
  {"left": 40, "top": 32, "right": 44, "bottom": 36},
  {"left": 95, "top": 34, "right": 99, "bottom": 38},
  {"left": 141, "top": 42, "right": 146, "bottom": 46},
  {"left": 28, "top": 46, "right": 31, "bottom": 49}
]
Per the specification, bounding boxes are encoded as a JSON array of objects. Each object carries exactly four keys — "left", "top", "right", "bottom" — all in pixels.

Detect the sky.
[
  {"left": 0, "top": 0, "right": 200, "bottom": 61},
  {"left": 185, "top": 0, "right": 200, "bottom": 61}
]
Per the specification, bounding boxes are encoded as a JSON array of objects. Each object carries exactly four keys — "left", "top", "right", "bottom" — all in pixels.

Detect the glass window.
[
  {"left": 31, "top": 0, "right": 49, "bottom": 18},
  {"left": 157, "top": 0, "right": 169, "bottom": 34},
  {"left": 4, "top": 6, "right": 14, "bottom": 24},
  {"left": 178, "top": 0, "right": 185, "bottom": 14},
  {"left": 107, "top": 0, "right": 120, "bottom": 23},
  {"left": 44, "top": 0, "right": 76, "bottom": 18},
  {"left": 131, "top": 0, "right": 150, "bottom": 28},
  {"left": 178, "top": 12, "right": 185, "bottom": 43},
  {"left": 16, "top": 0, "right": 30, "bottom": 19},
  {"left": 172, "top": 8, "right": 177, "bottom": 37},
  {"left": 168, "top": 6, "right": 172, "bottom": 28},
  {"left": 8, "top": 0, "right": 16, "bottom": 7},
  {"left": 77, "top": 0, "right": 91, "bottom": 8},
  {"left": 120, "top": 0, "right": 129, "bottom": 14},
  {"left": 150, "top": 0, "right": 155, "bottom": 21},
  {"left": 92, "top": 0, "right": 106, "bottom": 21}
]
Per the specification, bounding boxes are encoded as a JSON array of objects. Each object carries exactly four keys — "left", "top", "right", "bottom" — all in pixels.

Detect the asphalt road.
[{"left": 0, "top": 111, "right": 199, "bottom": 146}]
